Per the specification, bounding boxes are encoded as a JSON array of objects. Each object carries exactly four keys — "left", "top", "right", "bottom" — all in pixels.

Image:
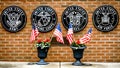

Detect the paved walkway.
[{"left": 0, "top": 61, "right": 120, "bottom": 68}]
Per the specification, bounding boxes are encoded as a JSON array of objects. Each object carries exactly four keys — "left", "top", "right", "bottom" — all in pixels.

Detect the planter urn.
[
  {"left": 71, "top": 46, "right": 86, "bottom": 66},
  {"left": 37, "top": 46, "right": 49, "bottom": 65}
]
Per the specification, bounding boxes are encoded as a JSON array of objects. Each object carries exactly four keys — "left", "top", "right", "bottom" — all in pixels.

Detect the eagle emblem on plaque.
[
  {"left": 93, "top": 5, "right": 119, "bottom": 32},
  {"left": 7, "top": 13, "right": 22, "bottom": 28},
  {"left": 1, "top": 6, "right": 27, "bottom": 32}
]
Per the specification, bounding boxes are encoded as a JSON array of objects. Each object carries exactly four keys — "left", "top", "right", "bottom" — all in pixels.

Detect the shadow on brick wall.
[{"left": 51, "top": 37, "right": 69, "bottom": 46}]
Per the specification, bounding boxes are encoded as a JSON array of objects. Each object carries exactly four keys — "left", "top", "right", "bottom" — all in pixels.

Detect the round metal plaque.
[
  {"left": 31, "top": 6, "right": 57, "bottom": 32},
  {"left": 1, "top": 6, "right": 27, "bottom": 32},
  {"left": 62, "top": 5, "right": 88, "bottom": 32},
  {"left": 93, "top": 5, "right": 119, "bottom": 32}
]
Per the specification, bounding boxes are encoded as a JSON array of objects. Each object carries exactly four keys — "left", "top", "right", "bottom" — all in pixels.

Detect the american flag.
[
  {"left": 53, "top": 23, "right": 64, "bottom": 44},
  {"left": 66, "top": 23, "right": 73, "bottom": 44},
  {"left": 30, "top": 24, "right": 39, "bottom": 43},
  {"left": 79, "top": 28, "right": 92, "bottom": 44}
]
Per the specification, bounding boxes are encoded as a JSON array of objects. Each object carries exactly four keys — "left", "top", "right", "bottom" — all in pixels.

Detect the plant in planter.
[
  {"left": 66, "top": 23, "right": 92, "bottom": 66},
  {"left": 70, "top": 40, "right": 86, "bottom": 66},
  {"left": 71, "top": 27, "right": 92, "bottom": 66},
  {"left": 35, "top": 38, "right": 50, "bottom": 65}
]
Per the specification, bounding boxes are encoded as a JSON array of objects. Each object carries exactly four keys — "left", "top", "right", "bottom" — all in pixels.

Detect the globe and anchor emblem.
[{"left": 31, "top": 6, "right": 57, "bottom": 32}]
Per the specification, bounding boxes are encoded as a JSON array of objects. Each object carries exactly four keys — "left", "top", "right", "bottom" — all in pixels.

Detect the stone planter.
[
  {"left": 37, "top": 46, "right": 49, "bottom": 65},
  {"left": 71, "top": 46, "right": 86, "bottom": 66}
]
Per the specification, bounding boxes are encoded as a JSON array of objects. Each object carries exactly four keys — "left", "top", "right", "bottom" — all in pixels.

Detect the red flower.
[
  {"left": 76, "top": 40, "right": 80, "bottom": 44},
  {"left": 37, "top": 39, "right": 42, "bottom": 43},
  {"left": 46, "top": 38, "right": 50, "bottom": 42},
  {"left": 43, "top": 38, "right": 50, "bottom": 43}
]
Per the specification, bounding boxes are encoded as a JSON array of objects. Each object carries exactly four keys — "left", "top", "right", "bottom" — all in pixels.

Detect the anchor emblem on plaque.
[
  {"left": 62, "top": 5, "right": 88, "bottom": 32},
  {"left": 1, "top": 6, "right": 26, "bottom": 32},
  {"left": 67, "top": 11, "right": 82, "bottom": 26},
  {"left": 93, "top": 5, "right": 119, "bottom": 32},
  {"left": 37, "top": 11, "right": 51, "bottom": 27}
]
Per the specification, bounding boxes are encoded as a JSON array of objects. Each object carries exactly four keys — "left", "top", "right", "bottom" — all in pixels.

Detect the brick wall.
[{"left": 0, "top": 0, "right": 120, "bottom": 62}]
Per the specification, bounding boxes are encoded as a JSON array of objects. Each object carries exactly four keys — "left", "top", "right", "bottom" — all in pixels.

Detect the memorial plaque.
[
  {"left": 31, "top": 6, "right": 57, "bottom": 32},
  {"left": 62, "top": 5, "right": 88, "bottom": 32},
  {"left": 1, "top": 6, "right": 27, "bottom": 32},
  {"left": 93, "top": 5, "right": 119, "bottom": 32}
]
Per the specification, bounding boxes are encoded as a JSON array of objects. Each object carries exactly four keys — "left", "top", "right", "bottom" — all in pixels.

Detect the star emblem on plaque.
[
  {"left": 1, "top": 6, "right": 27, "bottom": 32},
  {"left": 31, "top": 6, "right": 57, "bottom": 32},
  {"left": 62, "top": 5, "right": 88, "bottom": 32},
  {"left": 93, "top": 5, "right": 119, "bottom": 32}
]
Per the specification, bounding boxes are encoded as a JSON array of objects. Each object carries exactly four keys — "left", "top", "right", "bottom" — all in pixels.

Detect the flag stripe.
[
  {"left": 53, "top": 24, "right": 64, "bottom": 44},
  {"left": 66, "top": 35, "right": 73, "bottom": 44},
  {"left": 66, "top": 23, "right": 73, "bottom": 44},
  {"left": 30, "top": 30, "right": 35, "bottom": 43},
  {"left": 79, "top": 28, "right": 92, "bottom": 44},
  {"left": 30, "top": 24, "right": 39, "bottom": 43}
]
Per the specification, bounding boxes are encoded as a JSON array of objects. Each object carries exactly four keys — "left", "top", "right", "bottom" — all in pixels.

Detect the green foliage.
[
  {"left": 36, "top": 42, "right": 50, "bottom": 49},
  {"left": 71, "top": 42, "right": 86, "bottom": 47}
]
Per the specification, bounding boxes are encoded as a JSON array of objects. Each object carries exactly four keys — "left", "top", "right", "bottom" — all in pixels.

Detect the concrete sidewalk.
[{"left": 0, "top": 61, "right": 120, "bottom": 68}]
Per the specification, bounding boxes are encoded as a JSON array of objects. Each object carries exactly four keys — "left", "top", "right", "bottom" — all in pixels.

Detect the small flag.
[
  {"left": 53, "top": 23, "right": 64, "bottom": 44},
  {"left": 79, "top": 28, "right": 92, "bottom": 44},
  {"left": 34, "top": 24, "right": 39, "bottom": 37},
  {"left": 30, "top": 24, "right": 39, "bottom": 43},
  {"left": 66, "top": 23, "right": 73, "bottom": 44}
]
